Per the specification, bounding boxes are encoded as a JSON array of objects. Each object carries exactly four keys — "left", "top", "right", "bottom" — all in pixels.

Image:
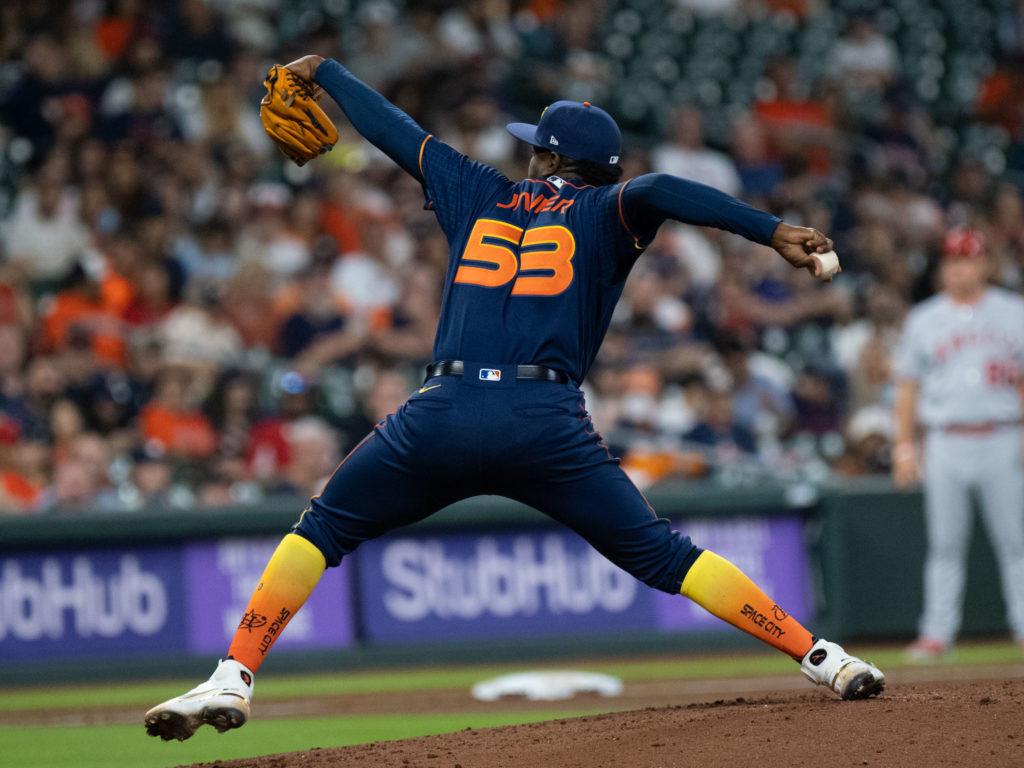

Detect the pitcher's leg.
[
  {"left": 294, "top": 428, "right": 468, "bottom": 566},
  {"left": 146, "top": 420, "right": 463, "bottom": 742},
  {"left": 227, "top": 533, "right": 326, "bottom": 672},
  {"left": 679, "top": 549, "right": 815, "bottom": 660},
  {"left": 511, "top": 464, "right": 814, "bottom": 660}
]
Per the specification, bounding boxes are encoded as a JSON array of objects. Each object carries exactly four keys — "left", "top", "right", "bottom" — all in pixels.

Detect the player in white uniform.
[{"left": 893, "top": 227, "right": 1024, "bottom": 660}]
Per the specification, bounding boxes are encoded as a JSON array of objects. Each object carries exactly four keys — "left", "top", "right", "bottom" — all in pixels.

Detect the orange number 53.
[{"left": 454, "top": 219, "right": 576, "bottom": 297}]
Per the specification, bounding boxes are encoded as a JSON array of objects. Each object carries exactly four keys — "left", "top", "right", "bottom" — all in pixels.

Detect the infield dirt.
[{"left": 165, "top": 664, "right": 1024, "bottom": 768}]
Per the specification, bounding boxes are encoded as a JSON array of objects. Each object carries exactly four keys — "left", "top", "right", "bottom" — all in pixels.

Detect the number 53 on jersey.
[{"left": 454, "top": 218, "right": 576, "bottom": 297}]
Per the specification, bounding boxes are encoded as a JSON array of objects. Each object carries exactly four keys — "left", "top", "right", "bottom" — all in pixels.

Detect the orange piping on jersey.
[
  {"left": 418, "top": 134, "right": 432, "bottom": 178},
  {"left": 624, "top": 466, "right": 658, "bottom": 517},
  {"left": 557, "top": 178, "right": 595, "bottom": 190},
  {"left": 617, "top": 178, "right": 644, "bottom": 249},
  {"left": 523, "top": 177, "right": 595, "bottom": 192}
]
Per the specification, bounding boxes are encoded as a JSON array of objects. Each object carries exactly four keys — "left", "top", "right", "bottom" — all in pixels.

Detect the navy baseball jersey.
[
  {"left": 316, "top": 58, "right": 780, "bottom": 385},
  {"left": 423, "top": 159, "right": 633, "bottom": 383}
]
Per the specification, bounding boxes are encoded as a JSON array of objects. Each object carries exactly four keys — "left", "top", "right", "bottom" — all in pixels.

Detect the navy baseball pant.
[{"left": 294, "top": 366, "right": 699, "bottom": 594}]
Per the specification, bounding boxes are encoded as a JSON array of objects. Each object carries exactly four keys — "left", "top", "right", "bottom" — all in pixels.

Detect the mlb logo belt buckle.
[{"left": 479, "top": 368, "right": 502, "bottom": 381}]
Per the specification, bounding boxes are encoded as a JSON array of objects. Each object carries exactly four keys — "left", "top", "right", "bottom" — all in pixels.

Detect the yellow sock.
[
  {"left": 227, "top": 533, "right": 326, "bottom": 672},
  {"left": 680, "top": 550, "right": 814, "bottom": 660}
]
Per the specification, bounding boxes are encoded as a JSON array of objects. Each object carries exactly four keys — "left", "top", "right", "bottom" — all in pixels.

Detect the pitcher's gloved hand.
[{"left": 260, "top": 64, "right": 338, "bottom": 166}]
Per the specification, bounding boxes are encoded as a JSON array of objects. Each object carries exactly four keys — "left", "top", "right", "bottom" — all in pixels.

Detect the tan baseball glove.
[{"left": 260, "top": 65, "right": 338, "bottom": 166}]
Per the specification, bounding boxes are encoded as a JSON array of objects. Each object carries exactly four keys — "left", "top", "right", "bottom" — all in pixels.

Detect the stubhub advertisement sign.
[
  {"left": 0, "top": 538, "right": 354, "bottom": 664},
  {"left": 360, "top": 531, "right": 650, "bottom": 643},
  {"left": 358, "top": 515, "right": 810, "bottom": 644},
  {"left": 0, "top": 547, "right": 186, "bottom": 661},
  {"left": 0, "top": 516, "right": 809, "bottom": 662}
]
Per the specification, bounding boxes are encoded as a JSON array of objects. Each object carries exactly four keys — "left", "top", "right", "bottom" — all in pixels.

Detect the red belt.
[{"left": 939, "top": 421, "right": 1021, "bottom": 435}]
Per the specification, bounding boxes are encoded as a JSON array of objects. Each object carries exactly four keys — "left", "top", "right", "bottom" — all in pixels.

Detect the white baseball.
[{"left": 813, "top": 250, "right": 841, "bottom": 281}]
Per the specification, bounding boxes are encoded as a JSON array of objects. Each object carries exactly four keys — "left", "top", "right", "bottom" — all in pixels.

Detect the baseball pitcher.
[{"left": 145, "top": 55, "right": 882, "bottom": 742}]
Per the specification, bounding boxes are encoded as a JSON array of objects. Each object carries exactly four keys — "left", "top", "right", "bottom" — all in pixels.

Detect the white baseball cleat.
[
  {"left": 145, "top": 658, "right": 254, "bottom": 741},
  {"left": 800, "top": 638, "right": 885, "bottom": 700}
]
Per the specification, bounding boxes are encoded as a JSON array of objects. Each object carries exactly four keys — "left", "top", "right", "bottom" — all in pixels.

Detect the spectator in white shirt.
[
  {"left": 651, "top": 105, "right": 741, "bottom": 197},
  {"left": 2, "top": 165, "right": 88, "bottom": 283}
]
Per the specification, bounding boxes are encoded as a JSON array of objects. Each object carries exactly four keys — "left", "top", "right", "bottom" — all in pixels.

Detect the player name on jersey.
[{"left": 495, "top": 190, "right": 576, "bottom": 215}]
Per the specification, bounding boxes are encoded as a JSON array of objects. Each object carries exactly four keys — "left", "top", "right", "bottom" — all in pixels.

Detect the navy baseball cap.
[{"left": 507, "top": 100, "right": 621, "bottom": 166}]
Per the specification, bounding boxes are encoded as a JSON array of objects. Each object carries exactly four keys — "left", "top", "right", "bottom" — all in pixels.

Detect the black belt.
[{"left": 425, "top": 360, "right": 569, "bottom": 384}]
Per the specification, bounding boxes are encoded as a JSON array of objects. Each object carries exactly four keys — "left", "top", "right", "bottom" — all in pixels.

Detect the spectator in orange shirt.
[
  {"left": 976, "top": 56, "right": 1024, "bottom": 137},
  {"left": 754, "top": 56, "right": 836, "bottom": 176},
  {"left": 93, "top": 0, "right": 148, "bottom": 62},
  {"left": 321, "top": 169, "right": 364, "bottom": 256},
  {"left": 0, "top": 419, "right": 47, "bottom": 513},
  {"left": 43, "top": 259, "right": 131, "bottom": 367},
  {"left": 140, "top": 366, "right": 217, "bottom": 459}
]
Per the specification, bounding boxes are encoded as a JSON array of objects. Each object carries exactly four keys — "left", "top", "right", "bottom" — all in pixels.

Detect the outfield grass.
[
  {"left": 1, "top": 641, "right": 1019, "bottom": 768},
  {"left": 0, "top": 710, "right": 606, "bottom": 768}
]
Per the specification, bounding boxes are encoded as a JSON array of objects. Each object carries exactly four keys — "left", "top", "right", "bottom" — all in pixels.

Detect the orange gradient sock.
[
  {"left": 680, "top": 550, "right": 814, "bottom": 660},
  {"left": 227, "top": 533, "right": 326, "bottom": 672}
]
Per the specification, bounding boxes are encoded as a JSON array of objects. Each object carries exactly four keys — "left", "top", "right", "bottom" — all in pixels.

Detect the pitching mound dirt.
[{"left": 176, "top": 678, "right": 1023, "bottom": 768}]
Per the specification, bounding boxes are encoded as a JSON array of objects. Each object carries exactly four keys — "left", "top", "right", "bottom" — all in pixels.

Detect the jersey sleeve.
[
  {"left": 417, "top": 137, "right": 512, "bottom": 240},
  {"left": 314, "top": 58, "right": 429, "bottom": 179},
  {"left": 893, "top": 309, "right": 925, "bottom": 381},
  {"left": 619, "top": 173, "right": 781, "bottom": 245},
  {"left": 314, "top": 59, "right": 511, "bottom": 239},
  {"left": 597, "top": 173, "right": 781, "bottom": 285}
]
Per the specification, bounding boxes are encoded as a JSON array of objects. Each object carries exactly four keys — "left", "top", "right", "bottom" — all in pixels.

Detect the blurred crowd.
[{"left": 1, "top": 0, "right": 1022, "bottom": 514}]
